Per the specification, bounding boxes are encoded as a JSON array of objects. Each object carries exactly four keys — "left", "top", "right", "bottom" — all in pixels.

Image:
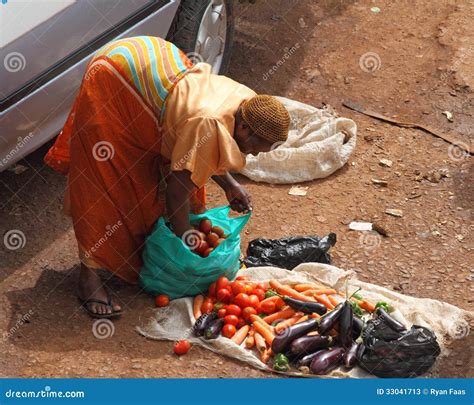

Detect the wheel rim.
[{"left": 194, "top": 0, "right": 227, "bottom": 73}]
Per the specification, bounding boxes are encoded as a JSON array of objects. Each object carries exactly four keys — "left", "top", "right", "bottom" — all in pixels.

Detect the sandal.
[{"left": 78, "top": 297, "right": 123, "bottom": 319}]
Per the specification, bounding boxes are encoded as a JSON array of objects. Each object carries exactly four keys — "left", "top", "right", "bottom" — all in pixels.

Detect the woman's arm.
[
  {"left": 212, "top": 172, "right": 252, "bottom": 213},
  {"left": 166, "top": 170, "right": 196, "bottom": 237}
]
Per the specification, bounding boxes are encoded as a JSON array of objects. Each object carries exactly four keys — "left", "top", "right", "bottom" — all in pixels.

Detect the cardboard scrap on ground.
[{"left": 137, "top": 263, "right": 472, "bottom": 378}]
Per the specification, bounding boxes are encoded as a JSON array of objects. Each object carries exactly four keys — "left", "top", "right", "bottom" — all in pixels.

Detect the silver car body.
[{"left": 0, "top": 0, "right": 180, "bottom": 170}]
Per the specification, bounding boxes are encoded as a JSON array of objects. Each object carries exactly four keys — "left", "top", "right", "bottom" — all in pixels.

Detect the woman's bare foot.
[{"left": 78, "top": 264, "right": 122, "bottom": 316}]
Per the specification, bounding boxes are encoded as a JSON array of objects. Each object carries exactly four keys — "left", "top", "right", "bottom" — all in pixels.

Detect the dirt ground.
[{"left": 1, "top": 0, "right": 473, "bottom": 378}]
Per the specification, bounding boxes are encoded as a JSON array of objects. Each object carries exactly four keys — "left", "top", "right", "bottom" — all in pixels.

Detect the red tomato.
[
  {"left": 234, "top": 293, "right": 250, "bottom": 309},
  {"left": 226, "top": 304, "right": 242, "bottom": 317},
  {"left": 255, "top": 283, "right": 266, "bottom": 290},
  {"left": 242, "top": 306, "right": 257, "bottom": 321},
  {"left": 244, "top": 284, "right": 255, "bottom": 295},
  {"left": 217, "top": 308, "right": 227, "bottom": 318},
  {"left": 253, "top": 288, "right": 265, "bottom": 301},
  {"left": 237, "top": 317, "right": 246, "bottom": 328},
  {"left": 274, "top": 297, "right": 285, "bottom": 310},
  {"left": 231, "top": 281, "right": 246, "bottom": 296},
  {"left": 208, "top": 282, "right": 217, "bottom": 298},
  {"left": 216, "top": 288, "right": 231, "bottom": 303},
  {"left": 260, "top": 300, "right": 276, "bottom": 315},
  {"left": 249, "top": 294, "right": 260, "bottom": 308},
  {"left": 236, "top": 276, "right": 249, "bottom": 281},
  {"left": 224, "top": 315, "right": 239, "bottom": 326},
  {"left": 201, "top": 299, "right": 214, "bottom": 314},
  {"left": 199, "top": 218, "right": 212, "bottom": 234},
  {"left": 202, "top": 247, "right": 214, "bottom": 257},
  {"left": 155, "top": 294, "right": 170, "bottom": 307},
  {"left": 222, "top": 324, "right": 236, "bottom": 338},
  {"left": 173, "top": 340, "right": 191, "bottom": 355},
  {"left": 216, "top": 276, "right": 229, "bottom": 291}
]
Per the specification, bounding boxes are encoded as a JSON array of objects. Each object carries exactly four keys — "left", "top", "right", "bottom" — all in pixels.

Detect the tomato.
[
  {"left": 231, "top": 281, "right": 246, "bottom": 296},
  {"left": 154, "top": 294, "right": 170, "bottom": 307},
  {"left": 217, "top": 308, "right": 227, "bottom": 318},
  {"left": 216, "top": 288, "right": 231, "bottom": 303},
  {"left": 234, "top": 293, "right": 250, "bottom": 309},
  {"left": 199, "top": 218, "right": 212, "bottom": 234},
  {"left": 274, "top": 297, "right": 285, "bottom": 309},
  {"left": 253, "top": 288, "right": 265, "bottom": 301},
  {"left": 173, "top": 340, "right": 191, "bottom": 355},
  {"left": 260, "top": 300, "right": 276, "bottom": 315},
  {"left": 216, "top": 276, "right": 229, "bottom": 291},
  {"left": 236, "top": 276, "right": 249, "bottom": 281},
  {"left": 211, "top": 226, "right": 225, "bottom": 238},
  {"left": 243, "top": 284, "right": 254, "bottom": 295},
  {"left": 206, "top": 232, "right": 220, "bottom": 248},
  {"left": 202, "top": 247, "right": 214, "bottom": 257},
  {"left": 224, "top": 315, "right": 239, "bottom": 326},
  {"left": 237, "top": 317, "right": 246, "bottom": 328},
  {"left": 255, "top": 283, "right": 266, "bottom": 290},
  {"left": 222, "top": 324, "right": 236, "bottom": 338},
  {"left": 201, "top": 299, "right": 214, "bottom": 314},
  {"left": 226, "top": 304, "right": 242, "bottom": 317},
  {"left": 242, "top": 306, "right": 257, "bottom": 321},
  {"left": 194, "top": 240, "right": 209, "bottom": 255},
  {"left": 248, "top": 294, "right": 260, "bottom": 308},
  {"left": 208, "top": 282, "right": 217, "bottom": 298}
]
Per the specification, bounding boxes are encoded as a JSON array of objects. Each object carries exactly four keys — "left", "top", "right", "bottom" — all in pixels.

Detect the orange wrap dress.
[{"left": 44, "top": 36, "right": 256, "bottom": 283}]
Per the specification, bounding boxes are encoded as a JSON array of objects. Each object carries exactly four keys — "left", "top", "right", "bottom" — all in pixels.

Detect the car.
[{"left": 0, "top": 0, "right": 235, "bottom": 171}]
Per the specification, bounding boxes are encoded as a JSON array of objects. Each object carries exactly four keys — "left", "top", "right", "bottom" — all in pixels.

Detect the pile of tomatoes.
[
  {"left": 199, "top": 275, "right": 284, "bottom": 339},
  {"left": 190, "top": 218, "right": 228, "bottom": 257}
]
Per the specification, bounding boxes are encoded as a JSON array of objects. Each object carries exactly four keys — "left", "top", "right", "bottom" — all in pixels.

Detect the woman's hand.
[{"left": 225, "top": 183, "right": 252, "bottom": 213}]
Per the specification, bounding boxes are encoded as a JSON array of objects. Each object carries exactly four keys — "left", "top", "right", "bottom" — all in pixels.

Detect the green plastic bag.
[{"left": 140, "top": 205, "right": 251, "bottom": 299}]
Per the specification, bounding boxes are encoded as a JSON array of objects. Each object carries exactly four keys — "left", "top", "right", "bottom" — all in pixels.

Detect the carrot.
[
  {"left": 193, "top": 295, "right": 204, "bottom": 319},
  {"left": 315, "top": 288, "right": 337, "bottom": 295},
  {"left": 254, "top": 332, "right": 267, "bottom": 353},
  {"left": 314, "top": 294, "right": 335, "bottom": 309},
  {"left": 250, "top": 314, "right": 274, "bottom": 332},
  {"left": 245, "top": 328, "right": 255, "bottom": 349},
  {"left": 295, "top": 314, "right": 309, "bottom": 324},
  {"left": 263, "top": 308, "right": 295, "bottom": 324},
  {"left": 254, "top": 321, "right": 275, "bottom": 346},
  {"left": 275, "top": 312, "right": 304, "bottom": 332},
  {"left": 231, "top": 325, "right": 250, "bottom": 345},
  {"left": 309, "top": 312, "right": 321, "bottom": 319},
  {"left": 260, "top": 348, "right": 271, "bottom": 364},
  {"left": 259, "top": 295, "right": 285, "bottom": 308},
  {"left": 302, "top": 289, "right": 322, "bottom": 296},
  {"left": 360, "top": 299, "right": 376, "bottom": 313},
  {"left": 307, "top": 331, "right": 319, "bottom": 336},
  {"left": 328, "top": 294, "right": 341, "bottom": 307},
  {"left": 269, "top": 279, "right": 316, "bottom": 302},
  {"left": 293, "top": 283, "right": 321, "bottom": 292}
]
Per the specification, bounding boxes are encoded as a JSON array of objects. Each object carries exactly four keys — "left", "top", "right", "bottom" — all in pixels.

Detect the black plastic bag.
[
  {"left": 243, "top": 233, "right": 336, "bottom": 269},
  {"left": 358, "top": 317, "right": 441, "bottom": 378}
]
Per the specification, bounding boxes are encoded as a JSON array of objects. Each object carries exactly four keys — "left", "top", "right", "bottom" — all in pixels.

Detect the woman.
[{"left": 45, "top": 36, "right": 290, "bottom": 318}]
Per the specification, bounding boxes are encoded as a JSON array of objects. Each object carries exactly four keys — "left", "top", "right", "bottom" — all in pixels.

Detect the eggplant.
[
  {"left": 283, "top": 296, "right": 328, "bottom": 315},
  {"left": 204, "top": 318, "right": 224, "bottom": 339},
  {"left": 339, "top": 301, "right": 353, "bottom": 348},
  {"left": 271, "top": 318, "right": 319, "bottom": 353},
  {"left": 318, "top": 303, "right": 344, "bottom": 335},
  {"left": 310, "top": 347, "right": 345, "bottom": 374},
  {"left": 193, "top": 312, "right": 218, "bottom": 337},
  {"left": 290, "top": 335, "right": 332, "bottom": 356},
  {"left": 376, "top": 307, "right": 406, "bottom": 332},
  {"left": 352, "top": 316, "right": 364, "bottom": 339},
  {"left": 343, "top": 341, "right": 359, "bottom": 369},
  {"left": 296, "top": 350, "right": 324, "bottom": 368}
]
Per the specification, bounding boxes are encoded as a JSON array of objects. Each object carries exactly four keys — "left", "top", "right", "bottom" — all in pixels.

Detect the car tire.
[{"left": 166, "top": 0, "right": 234, "bottom": 74}]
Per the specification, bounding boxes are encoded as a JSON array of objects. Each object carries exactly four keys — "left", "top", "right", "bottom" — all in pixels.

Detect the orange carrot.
[
  {"left": 315, "top": 288, "right": 337, "bottom": 295},
  {"left": 263, "top": 308, "right": 295, "bottom": 324},
  {"left": 295, "top": 315, "right": 309, "bottom": 324},
  {"left": 231, "top": 325, "right": 250, "bottom": 345},
  {"left": 254, "top": 321, "right": 275, "bottom": 346},
  {"left": 259, "top": 295, "right": 285, "bottom": 308},
  {"left": 245, "top": 328, "right": 255, "bottom": 349},
  {"left": 293, "top": 283, "right": 321, "bottom": 292},
  {"left": 193, "top": 295, "right": 204, "bottom": 319},
  {"left": 275, "top": 312, "right": 304, "bottom": 332},
  {"left": 314, "top": 294, "right": 335, "bottom": 309},
  {"left": 260, "top": 348, "right": 271, "bottom": 364},
  {"left": 328, "top": 294, "right": 341, "bottom": 307},
  {"left": 250, "top": 314, "right": 274, "bottom": 332},
  {"left": 360, "top": 299, "right": 376, "bottom": 312},
  {"left": 254, "top": 332, "right": 267, "bottom": 353},
  {"left": 269, "top": 279, "right": 316, "bottom": 302},
  {"left": 302, "top": 289, "right": 322, "bottom": 296},
  {"left": 309, "top": 312, "right": 321, "bottom": 319}
]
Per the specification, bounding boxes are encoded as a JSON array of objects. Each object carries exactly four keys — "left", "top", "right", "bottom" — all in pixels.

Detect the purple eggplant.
[
  {"left": 343, "top": 341, "right": 360, "bottom": 369},
  {"left": 376, "top": 307, "right": 406, "bottom": 332},
  {"left": 193, "top": 312, "right": 218, "bottom": 337},
  {"left": 339, "top": 301, "right": 353, "bottom": 348},
  {"left": 352, "top": 316, "right": 364, "bottom": 339},
  {"left": 318, "top": 303, "right": 344, "bottom": 335},
  {"left": 296, "top": 350, "right": 324, "bottom": 368},
  {"left": 290, "top": 335, "right": 333, "bottom": 356},
  {"left": 271, "top": 318, "right": 319, "bottom": 353},
  {"left": 283, "top": 296, "right": 328, "bottom": 315},
  {"left": 310, "top": 347, "right": 345, "bottom": 374},
  {"left": 204, "top": 318, "right": 224, "bottom": 339}
]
